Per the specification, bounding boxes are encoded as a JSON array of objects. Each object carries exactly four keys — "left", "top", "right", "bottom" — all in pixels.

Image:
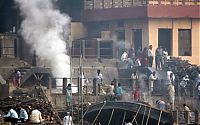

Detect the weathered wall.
[
  {"left": 148, "top": 18, "right": 200, "bottom": 65},
  {"left": 70, "top": 22, "right": 87, "bottom": 41},
  {"left": 125, "top": 19, "right": 149, "bottom": 48}
]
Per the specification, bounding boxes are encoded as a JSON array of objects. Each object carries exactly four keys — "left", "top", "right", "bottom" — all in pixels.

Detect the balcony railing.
[{"left": 84, "top": 0, "right": 200, "bottom": 10}]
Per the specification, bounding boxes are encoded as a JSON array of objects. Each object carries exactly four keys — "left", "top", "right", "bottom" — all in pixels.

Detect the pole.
[
  {"left": 157, "top": 110, "right": 163, "bottom": 125},
  {"left": 141, "top": 106, "right": 147, "bottom": 125},
  {"left": 70, "top": 39, "right": 74, "bottom": 122},
  {"left": 92, "top": 102, "right": 106, "bottom": 125},
  {"left": 145, "top": 107, "right": 151, "bottom": 125},
  {"left": 132, "top": 105, "right": 141, "bottom": 123},
  {"left": 108, "top": 109, "right": 115, "bottom": 125},
  {"left": 80, "top": 48, "right": 83, "bottom": 125},
  {"left": 121, "top": 111, "right": 127, "bottom": 125}
]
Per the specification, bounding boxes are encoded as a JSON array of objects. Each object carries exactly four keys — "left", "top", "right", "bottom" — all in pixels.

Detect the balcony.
[
  {"left": 84, "top": 0, "right": 200, "bottom": 10},
  {"left": 82, "top": 0, "right": 200, "bottom": 21}
]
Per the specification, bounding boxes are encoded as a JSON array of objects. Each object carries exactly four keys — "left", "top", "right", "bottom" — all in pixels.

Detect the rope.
[
  {"left": 132, "top": 105, "right": 141, "bottom": 123},
  {"left": 145, "top": 107, "right": 151, "bottom": 125},
  {"left": 141, "top": 106, "right": 147, "bottom": 125},
  {"left": 92, "top": 102, "right": 107, "bottom": 125},
  {"left": 121, "top": 111, "right": 127, "bottom": 125},
  {"left": 157, "top": 110, "right": 163, "bottom": 125},
  {"left": 108, "top": 109, "right": 115, "bottom": 125}
]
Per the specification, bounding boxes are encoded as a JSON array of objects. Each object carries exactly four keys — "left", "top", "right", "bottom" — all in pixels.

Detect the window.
[
  {"left": 178, "top": 29, "right": 192, "bottom": 56},
  {"left": 72, "top": 41, "right": 81, "bottom": 48},
  {"left": 117, "top": 30, "right": 125, "bottom": 41},
  {"left": 117, "top": 21, "right": 124, "bottom": 28}
]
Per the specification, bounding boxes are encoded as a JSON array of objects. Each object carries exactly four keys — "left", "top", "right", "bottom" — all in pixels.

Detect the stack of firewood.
[{"left": 0, "top": 96, "right": 60, "bottom": 124}]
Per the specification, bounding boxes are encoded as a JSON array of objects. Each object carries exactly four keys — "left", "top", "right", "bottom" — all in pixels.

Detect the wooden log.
[{"left": 0, "top": 122, "right": 11, "bottom": 125}]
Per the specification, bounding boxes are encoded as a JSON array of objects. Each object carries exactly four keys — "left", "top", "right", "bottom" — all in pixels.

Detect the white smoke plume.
[{"left": 15, "top": 0, "right": 71, "bottom": 87}]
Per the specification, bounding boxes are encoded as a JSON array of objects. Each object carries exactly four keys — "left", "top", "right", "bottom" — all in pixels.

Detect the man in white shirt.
[
  {"left": 168, "top": 84, "right": 175, "bottom": 110},
  {"left": 63, "top": 112, "right": 73, "bottom": 125},
  {"left": 149, "top": 71, "right": 157, "bottom": 94},
  {"left": 17, "top": 105, "right": 28, "bottom": 123},
  {"left": 4, "top": 108, "right": 19, "bottom": 123},
  {"left": 125, "top": 118, "right": 133, "bottom": 125},
  {"left": 30, "top": 109, "right": 43, "bottom": 123},
  {"left": 96, "top": 70, "right": 105, "bottom": 94},
  {"left": 147, "top": 45, "right": 153, "bottom": 67},
  {"left": 167, "top": 69, "right": 175, "bottom": 85},
  {"left": 121, "top": 51, "right": 128, "bottom": 62}
]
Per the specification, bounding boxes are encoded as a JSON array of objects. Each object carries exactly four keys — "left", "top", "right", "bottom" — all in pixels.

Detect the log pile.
[
  {"left": 0, "top": 96, "right": 60, "bottom": 124},
  {"left": 166, "top": 57, "right": 200, "bottom": 81}
]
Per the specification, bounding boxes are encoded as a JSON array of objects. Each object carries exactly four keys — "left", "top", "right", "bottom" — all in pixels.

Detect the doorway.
[
  {"left": 158, "top": 29, "right": 172, "bottom": 55},
  {"left": 132, "top": 29, "right": 142, "bottom": 52}
]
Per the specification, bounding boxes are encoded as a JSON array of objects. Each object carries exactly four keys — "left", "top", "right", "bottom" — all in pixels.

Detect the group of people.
[
  {"left": 3, "top": 104, "right": 43, "bottom": 124},
  {"left": 107, "top": 79, "right": 123, "bottom": 101},
  {"left": 120, "top": 45, "right": 169, "bottom": 70},
  {"left": 155, "top": 46, "right": 169, "bottom": 70}
]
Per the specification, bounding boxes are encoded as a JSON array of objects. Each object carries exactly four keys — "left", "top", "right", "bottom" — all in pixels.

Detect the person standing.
[
  {"left": 168, "top": 84, "right": 175, "bottom": 110},
  {"left": 141, "top": 47, "right": 148, "bottom": 67},
  {"left": 66, "top": 84, "right": 72, "bottom": 106},
  {"left": 96, "top": 70, "right": 103, "bottom": 84},
  {"left": 148, "top": 71, "right": 157, "bottom": 94},
  {"left": 63, "top": 112, "right": 73, "bottom": 125},
  {"left": 163, "top": 48, "right": 169, "bottom": 65},
  {"left": 131, "top": 71, "right": 138, "bottom": 91},
  {"left": 167, "top": 69, "right": 175, "bottom": 85},
  {"left": 107, "top": 82, "right": 115, "bottom": 101},
  {"left": 148, "top": 45, "right": 153, "bottom": 67},
  {"left": 155, "top": 46, "right": 163, "bottom": 70},
  {"left": 115, "top": 83, "right": 123, "bottom": 100},
  {"left": 96, "top": 69, "right": 103, "bottom": 94},
  {"left": 16, "top": 70, "right": 21, "bottom": 87},
  {"left": 128, "top": 46, "right": 135, "bottom": 61},
  {"left": 121, "top": 50, "right": 128, "bottom": 62},
  {"left": 180, "top": 75, "right": 189, "bottom": 96},
  {"left": 133, "top": 87, "right": 141, "bottom": 102}
]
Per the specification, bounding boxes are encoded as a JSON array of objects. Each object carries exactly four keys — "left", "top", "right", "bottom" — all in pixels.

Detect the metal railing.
[
  {"left": 84, "top": 0, "right": 200, "bottom": 10},
  {"left": 172, "top": 110, "right": 200, "bottom": 124}
]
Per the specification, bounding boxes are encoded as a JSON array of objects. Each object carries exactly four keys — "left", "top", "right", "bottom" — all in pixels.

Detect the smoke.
[{"left": 15, "top": 0, "right": 71, "bottom": 87}]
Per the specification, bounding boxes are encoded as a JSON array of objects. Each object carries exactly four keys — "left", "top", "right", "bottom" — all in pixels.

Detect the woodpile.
[{"left": 0, "top": 96, "right": 60, "bottom": 124}]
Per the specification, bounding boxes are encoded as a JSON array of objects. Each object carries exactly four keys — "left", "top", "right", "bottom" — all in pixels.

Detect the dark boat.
[{"left": 83, "top": 101, "right": 174, "bottom": 125}]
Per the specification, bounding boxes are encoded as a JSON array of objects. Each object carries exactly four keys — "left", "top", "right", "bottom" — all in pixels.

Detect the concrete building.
[{"left": 77, "top": 0, "right": 200, "bottom": 65}]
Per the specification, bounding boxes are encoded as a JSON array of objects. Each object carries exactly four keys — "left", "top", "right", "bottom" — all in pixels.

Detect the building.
[
  {"left": 74, "top": 0, "right": 200, "bottom": 65},
  {"left": 0, "top": 0, "right": 199, "bottom": 65}
]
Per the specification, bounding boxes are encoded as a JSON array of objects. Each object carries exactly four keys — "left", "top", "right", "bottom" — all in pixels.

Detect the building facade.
[{"left": 79, "top": 0, "right": 200, "bottom": 65}]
